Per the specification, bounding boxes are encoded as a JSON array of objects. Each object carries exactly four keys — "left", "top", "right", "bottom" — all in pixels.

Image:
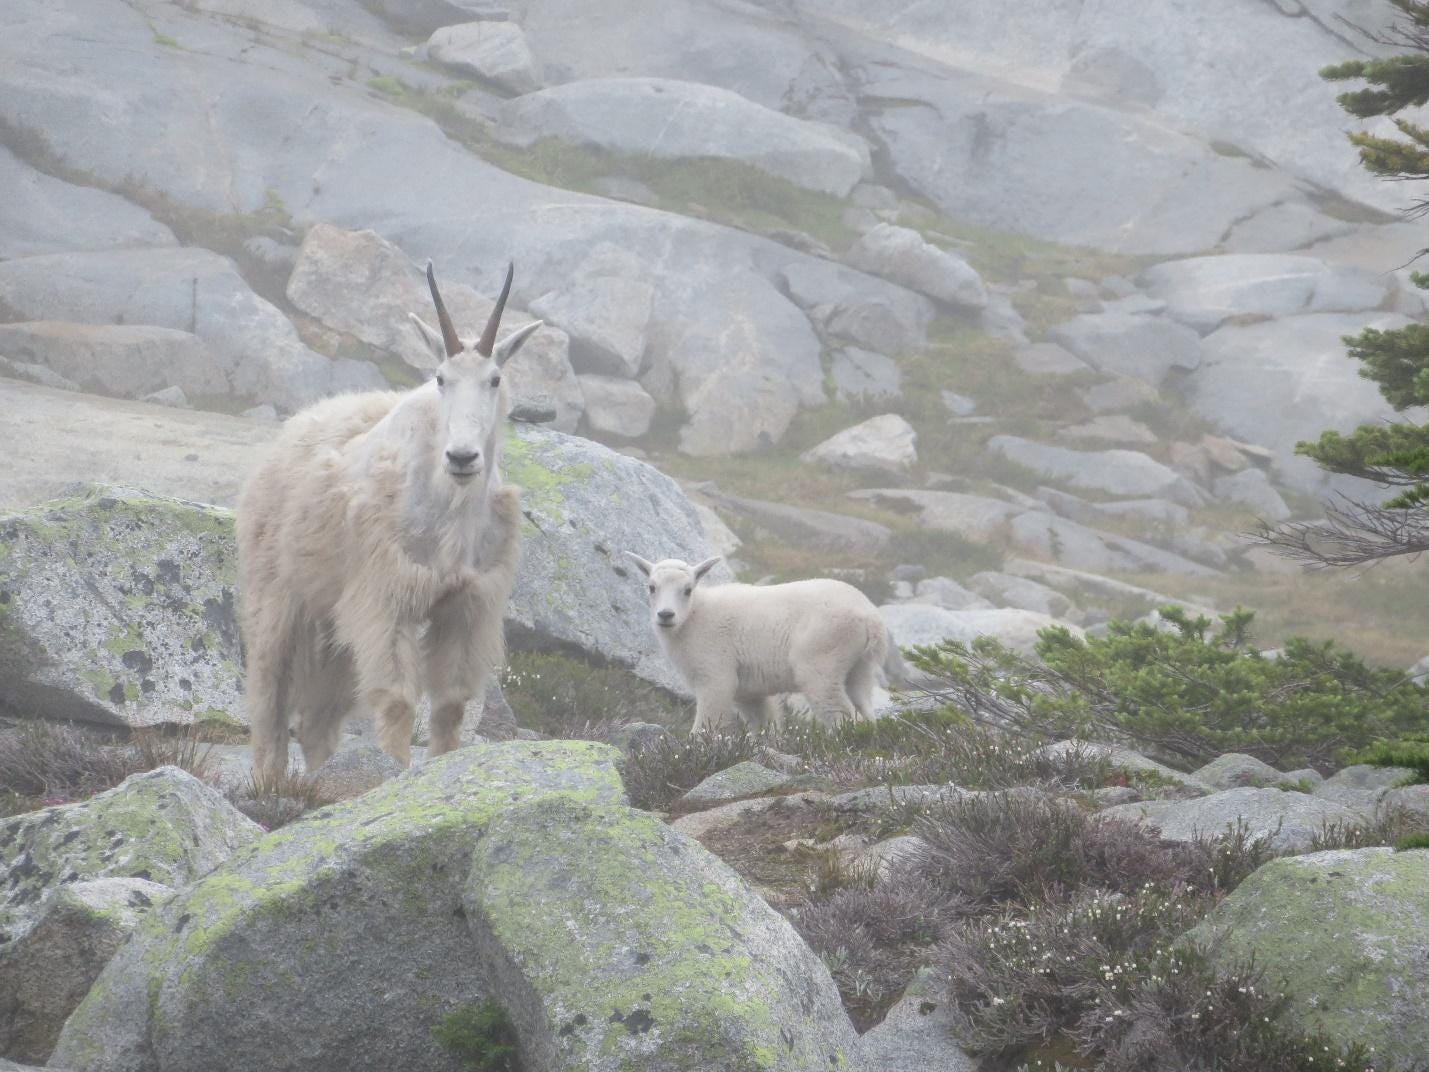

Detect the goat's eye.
[
  {"left": 684, "top": 586, "right": 693, "bottom": 596},
  {"left": 490, "top": 374, "right": 501, "bottom": 388},
  {"left": 647, "top": 584, "right": 655, "bottom": 594},
  {"left": 435, "top": 373, "right": 445, "bottom": 388}
]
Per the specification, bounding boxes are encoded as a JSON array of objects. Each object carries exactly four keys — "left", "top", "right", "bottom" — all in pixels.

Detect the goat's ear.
[
  {"left": 624, "top": 551, "right": 655, "bottom": 577},
  {"left": 493, "top": 320, "right": 542, "bottom": 367},
  {"left": 692, "top": 556, "right": 722, "bottom": 584},
  {"left": 408, "top": 313, "right": 448, "bottom": 363}
]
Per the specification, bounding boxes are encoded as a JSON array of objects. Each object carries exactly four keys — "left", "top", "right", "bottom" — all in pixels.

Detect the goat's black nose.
[
  {"left": 657, "top": 609, "right": 675, "bottom": 621},
  {"left": 446, "top": 448, "right": 480, "bottom": 467}
]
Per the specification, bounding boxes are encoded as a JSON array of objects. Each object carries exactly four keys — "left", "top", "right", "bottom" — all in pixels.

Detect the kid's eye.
[
  {"left": 490, "top": 374, "right": 502, "bottom": 388},
  {"left": 684, "top": 587, "right": 692, "bottom": 596},
  {"left": 648, "top": 584, "right": 655, "bottom": 593},
  {"left": 435, "top": 373, "right": 445, "bottom": 387}
]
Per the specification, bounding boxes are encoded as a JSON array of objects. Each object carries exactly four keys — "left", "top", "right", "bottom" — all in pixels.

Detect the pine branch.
[{"left": 1253, "top": 496, "right": 1429, "bottom": 568}]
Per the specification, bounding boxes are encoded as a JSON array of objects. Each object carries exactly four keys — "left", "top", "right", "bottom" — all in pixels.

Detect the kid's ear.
[
  {"left": 692, "top": 556, "right": 722, "bottom": 583},
  {"left": 624, "top": 551, "right": 655, "bottom": 577}
]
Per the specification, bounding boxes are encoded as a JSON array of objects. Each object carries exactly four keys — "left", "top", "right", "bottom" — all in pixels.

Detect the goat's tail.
[{"left": 880, "top": 626, "right": 912, "bottom": 688}]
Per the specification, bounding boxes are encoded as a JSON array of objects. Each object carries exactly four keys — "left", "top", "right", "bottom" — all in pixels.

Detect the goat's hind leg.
[
  {"left": 845, "top": 654, "right": 879, "bottom": 722},
  {"left": 243, "top": 595, "right": 304, "bottom": 790}
]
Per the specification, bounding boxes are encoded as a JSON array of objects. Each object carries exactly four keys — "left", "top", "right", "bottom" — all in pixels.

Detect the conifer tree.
[{"left": 1263, "top": 0, "right": 1429, "bottom": 564}]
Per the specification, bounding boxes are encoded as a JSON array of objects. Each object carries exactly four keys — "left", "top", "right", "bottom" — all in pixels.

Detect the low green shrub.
[
  {"left": 908, "top": 606, "right": 1428, "bottom": 770},
  {"left": 432, "top": 1000, "right": 522, "bottom": 1072}
]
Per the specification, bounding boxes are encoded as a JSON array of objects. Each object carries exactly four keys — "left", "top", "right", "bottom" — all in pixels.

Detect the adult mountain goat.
[
  {"left": 238, "top": 263, "right": 540, "bottom": 784},
  {"left": 625, "top": 555, "right": 890, "bottom": 733}
]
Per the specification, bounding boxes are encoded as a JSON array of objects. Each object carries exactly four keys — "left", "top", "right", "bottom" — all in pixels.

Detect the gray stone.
[
  {"left": 1079, "top": 377, "right": 1160, "bottom": 414},
  {"left": 1056, "top": 415, "right": 1157, "bottom": 445},
  {"left": 240, "top": 403, "right": 279, "bottom": 422},
  {"left": 1036, "top": 487, "right": 1191, "bottom": 530},
  {"left": 1212, "top": 468, "right": 1291, "bottom": 521},
  {"left": 0, "top": 323, "right": 223, "bottom": 404},
  {"left": 496, "top": 77, "right": 869, "bottom": 197},
  {"left": 968, "top": 571, "right": 1074, "bottom": 619},
  {"left": 795, "top": 0, "right": 1401, "bottom": 212},
  {"left": 426, "top": 21, "right": 540, "bottom": 94},
  {"left": 0, "top": 486, "right": 243, "bottom": 730},
  {"left": 827, "top": 785, "right": 967, "bottom": 812},
  {"left": 1140, "top": 254, "right": 1391, "bottom": 333},
  {"left": 0, "top": 878, "right": 171, "bottom": 1065},
  {"left": 668, "top": 791, "right": 832, "bottom": 841},
  {"left": 504, "top": 426, "right": 723, "bottom": 695},
  {"left": 799, "top": 414, "right": 917, "bottom": 475},
  {"left": 0, "top": 767, "right": 260, "bottom": 945},
  {"left": 940, "top": 390, "right": 976, "bottom": 416},
  {"left": 0, "top": 146, "right": 175, "bottom": 260},
  {"left": 855, "top": 968, "right": 978, "bottom": 1072},
  {"left": 1049, "top": 312, "right": 1202, "bottom": 386},
  {"left": 1003, "top": 559, "right": 1219, "bottom": 623},
  {"left": 1014, "top": 341, "right": 1091, "bottom": 375},
  {"left": 1092, "top": 786, "right": 1141, "bottom": 808},
  {"left": 139, "top": 385, "right": 189, "bottom": 409},
  {"left": 1035, "top": 739, "right": 1213, "bottom": 797},
  {"left": 1191, "top": 753, "right": 1285, "bottom": 790},
  {"left": 780, "top": 258, "right": 935, "bottom": 357},
  {"left": 1100, "top": 786, "right": 1360, "bottom": 852},
  {"left": 1320, "top": 764, "right": 1414, "bottom": 793},
  {"left": 1187, "top": 313, "right": 1414, "bottom": 491},
  {"left": 680, "top": 762, "right": 793, "bottom": 806},
  {"left": 697, "top": 487, "right": 891, "bottom": 557},
  {"left": 1189, "top": 848, "right": 1429, "bottom": 1069},
  {"left": 846, "top": 488, "right": 1021, "bottom": 542},
  {"left": 857, "top": 57, "right": 1296, "bottom": 256},
  {"left": 1221, "top": 200, "right": 1357, "bottom": 254},
  {"left": 604, "top": 721, "right": 672, "bottom": 754},
  {"left": 0, "top": 357, "right": 79, "bottom": 392},
  {"left": 989, "top": 436, "right": 1204, "bottom": 506},
  {"left": 576, "top": 374, "right": 656, "bottom": 439},
  {"left": 0, "top": 381, "right": 273, "bottom": 514},
  {"left": 844, "top": 224, "right": 987, "bottom": 309},
  {"left": 1281, "top": 767, "right": 1324, "bottom": 787},
  {"left": 1008, "top": 511, "right": 1219, "bottom": 576},
  {"left": 528, "top": 243, "right": 654, "bottom": 379},
  {"left": 855, "top": 835, "right": 928, "bottom": 883},
  {"left": 509, "top": 393, "right": 559, "bottom": 424},
  {"left": 465, "top": 796, "right": 861, "bottom": 1070},
  {"left": 879, "top": 604, "right": 1075, "bottom": 658},
  {"left": 0, "top": 247, "right": 380, "bottom": 412},
  {"left": 831, "top": 348, "right": 902, "bottom": 403},
  {"left": 691, "top": 502, "right": 741, "bottom": 558},
  {"left": 514, "top": 0, "right": 855, "bottom": 122},
  {"left": 50, "top": 743, "right": 630, "bottom": 1072},
  {"left": 911, "top": 577, "right": 992, "bottom": 612},
  {"left": 307, "top": 741, "right": 404, "bottom": 802}
]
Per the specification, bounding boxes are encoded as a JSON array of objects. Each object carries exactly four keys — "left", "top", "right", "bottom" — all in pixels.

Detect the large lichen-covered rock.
[
  {"left": 503, "top": 425, "right": 723, "bottom": 695},
  {"left": 0, "top": 767, "right": 259, "bottom": 947},
  {"left": 0, "top": 486, "right": 241, "bottom": 730},
  {"left": 0, "top": 877, "right": 171, "bottom": 1064},
  {"left": 464, "top": 796, "right": 860, "bottom": 1071},
  {"left": 1099, "top": 786, "right": 1359, "bottom": 852},
  {"left": 1188, "top": 848, "right": 1429, "bottom": 1068},
  {"left": 51, "top": 742, "right": 627, "bottom": 1072}
]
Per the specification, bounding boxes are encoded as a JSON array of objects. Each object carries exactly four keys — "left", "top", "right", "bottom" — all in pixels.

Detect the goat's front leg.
[
  {"left": 692, "top": 676, "right": 740, "bottom": 736},
  {"left": 345, "top": 613, "right": 424, "bottom": 768},
  {"left": 423, "top": 590, "right": 502, "bottom": 757}
]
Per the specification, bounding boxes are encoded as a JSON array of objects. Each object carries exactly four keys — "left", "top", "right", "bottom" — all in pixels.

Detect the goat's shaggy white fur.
[
  {"left": 238, "top": 266, "right": 534, "bottom": 784},
  {"left": 627, "top": 555, "right": 889, "bottom": 732}
]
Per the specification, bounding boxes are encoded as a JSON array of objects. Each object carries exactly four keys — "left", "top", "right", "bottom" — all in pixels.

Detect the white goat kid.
[
  {"left": 238, "top": 263, "right": 539, "bottom": 785},
  {"left": 626, "top": 555, "right": 889, "bottom": 733}
]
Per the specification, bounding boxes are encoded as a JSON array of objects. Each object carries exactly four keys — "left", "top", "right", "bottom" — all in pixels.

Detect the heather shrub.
[
  {"left": 791, "top": 870, "right": 956, "bottom": 1030},
  {"left": 620, "top": 728, "right": 761, "bottom": 810}
]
